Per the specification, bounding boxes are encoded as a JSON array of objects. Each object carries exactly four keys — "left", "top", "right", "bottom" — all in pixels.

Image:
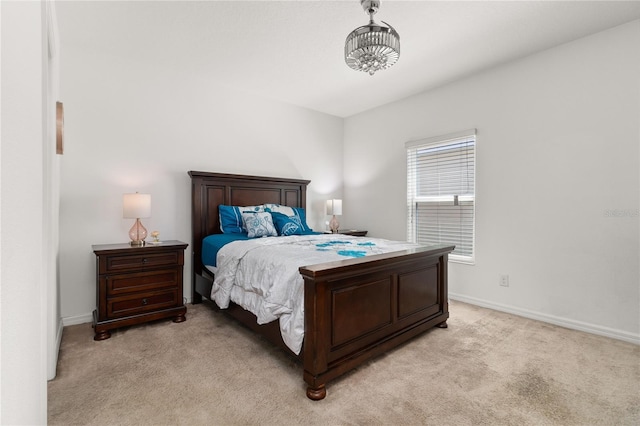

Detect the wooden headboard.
[{"left": 188, "top": 171, "right": 310, "bottom": 276}]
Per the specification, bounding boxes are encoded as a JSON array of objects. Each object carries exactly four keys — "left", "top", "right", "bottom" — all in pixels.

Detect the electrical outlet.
[{"left": 499, "top": 274, "right": 509, "bottom": 287}]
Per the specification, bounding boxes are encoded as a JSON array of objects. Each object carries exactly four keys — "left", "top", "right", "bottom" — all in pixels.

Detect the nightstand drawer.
[
  {"left": 105, "top": 269, "right": 179, "bottom": 296},
  {"left": 108, "top": 289, "right": 178, "bottom": 318},
  {"left": 102, "top": 252, "right": 181, "bottom": 273}
]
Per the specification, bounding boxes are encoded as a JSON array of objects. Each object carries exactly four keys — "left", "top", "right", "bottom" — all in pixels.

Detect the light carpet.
[{"left": 48, "top": 300, "right": 639, "bottom": 425}]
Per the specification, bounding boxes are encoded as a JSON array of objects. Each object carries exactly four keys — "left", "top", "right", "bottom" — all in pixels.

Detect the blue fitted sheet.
[{"left": 202, "top": 233, "right": 249, "bottom": 267}]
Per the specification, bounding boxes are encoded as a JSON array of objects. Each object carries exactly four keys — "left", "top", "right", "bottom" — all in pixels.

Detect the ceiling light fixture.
[{"left": 345, "top": 0, "right": 400, "bottom": 76}]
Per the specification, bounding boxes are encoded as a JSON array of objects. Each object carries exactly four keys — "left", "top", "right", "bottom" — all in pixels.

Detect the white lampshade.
[
  {"left": 326, "top": 199, "right": 342, "bottom": 216},
  {"left": 123, "top": 193, "right": 151, "bottom": 219}
]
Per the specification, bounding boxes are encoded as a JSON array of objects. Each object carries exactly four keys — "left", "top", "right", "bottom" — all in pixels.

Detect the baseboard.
[
  {"left": 62, "top": 312, "right": 93, "bottom": 326},
  {"left": 449, "top": 293, "right": 640, "bottom": 346},
  {"left": 61, "top": 303, "right": 195, "bottom": 326}
]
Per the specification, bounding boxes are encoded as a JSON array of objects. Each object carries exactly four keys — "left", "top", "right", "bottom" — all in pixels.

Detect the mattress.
[{"left": 202, "top": 233, "right": 249, "bottom": 267}]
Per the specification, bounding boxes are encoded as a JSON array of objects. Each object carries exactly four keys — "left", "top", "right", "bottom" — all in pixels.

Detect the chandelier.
[{"left": 345, "top": 0, "right": 400, "bottom": 76}]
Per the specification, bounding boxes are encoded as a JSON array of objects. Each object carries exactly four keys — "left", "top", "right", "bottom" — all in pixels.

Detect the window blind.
[{"left": 406, "top": 130, "right": 476, "bottom": 263}]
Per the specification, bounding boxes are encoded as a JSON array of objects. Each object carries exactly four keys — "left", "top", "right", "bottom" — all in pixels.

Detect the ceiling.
[{"left": 56, "top": 1, "right": 640, "bottom": 118}]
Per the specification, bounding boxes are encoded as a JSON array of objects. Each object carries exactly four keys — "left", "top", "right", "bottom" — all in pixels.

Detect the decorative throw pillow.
[
  {"left": 271, "top": 212, "right": 305, "bottom": 236},
  {"left": 264, "top": 204, "right": 313, "bottom": 233},
  {"left": 219, "top": 204, "right": 264, "bottom": 234},
  {"left": 241, "top": 212, "right": 278, "bottom": 238}
]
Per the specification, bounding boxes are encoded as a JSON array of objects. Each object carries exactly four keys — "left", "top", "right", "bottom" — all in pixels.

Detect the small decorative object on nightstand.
[{"left": 92, "top": 240, "right": 188, "bottom": 341}]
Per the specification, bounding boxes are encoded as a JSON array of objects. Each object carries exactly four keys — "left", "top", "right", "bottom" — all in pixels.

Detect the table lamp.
[
  {"left": 326, "top": 199, "right": 342, "bottom": 233},
  {"left": 123, "top": 193, "right": 151, "bottom": 246}
]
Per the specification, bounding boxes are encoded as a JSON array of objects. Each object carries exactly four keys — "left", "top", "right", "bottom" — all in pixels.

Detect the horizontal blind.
[
  {"left": 407, "top": 130, "right": 476, "bottom": 262},
  {"left": 415, "top": 201, "right": 474, "bottom": 257}
]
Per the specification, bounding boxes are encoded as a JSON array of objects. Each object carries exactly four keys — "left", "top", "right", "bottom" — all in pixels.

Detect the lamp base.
[
  {"left": 129, "top": 218, "right": 148, "bottom": 247},
  {"left": 329, "top": 215, "right": 340, "bottom": 233}
]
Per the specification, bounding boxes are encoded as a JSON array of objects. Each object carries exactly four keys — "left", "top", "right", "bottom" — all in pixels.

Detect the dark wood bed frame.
[{"left": 189, "top": 171, "right": 454, "bottom": 400}]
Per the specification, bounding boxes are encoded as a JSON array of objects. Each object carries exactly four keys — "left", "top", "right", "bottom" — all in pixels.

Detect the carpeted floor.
[{"left": 48, "top": 300, "right": 639, "bottom": 425}]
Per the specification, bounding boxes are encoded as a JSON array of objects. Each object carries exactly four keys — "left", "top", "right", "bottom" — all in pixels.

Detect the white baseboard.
[
  {"left": 62, "top": 312, "right": 93, "bottom": 326},
  {"left": 61, "top": 302, "right": 195, "bottom": 327},
  {"left": 449, "top": 292, "right": 640, "bottom": 346}
]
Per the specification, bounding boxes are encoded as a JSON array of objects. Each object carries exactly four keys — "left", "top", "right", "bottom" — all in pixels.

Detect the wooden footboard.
[{"left": 299, "top": 244, "right": 453, "bottom": 400}]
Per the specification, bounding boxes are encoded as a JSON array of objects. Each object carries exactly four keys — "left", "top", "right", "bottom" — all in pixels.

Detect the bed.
[{"left": 189, "top": 171, "right": 454, "bottom": 400}]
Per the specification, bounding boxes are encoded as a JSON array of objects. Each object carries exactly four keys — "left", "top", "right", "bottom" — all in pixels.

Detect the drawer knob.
[
  {"left": 142, "top": 298, "right": 148, "bottom": 305},
  {"left": 142, "top": 258, "right": 148, "bottom": 264}
]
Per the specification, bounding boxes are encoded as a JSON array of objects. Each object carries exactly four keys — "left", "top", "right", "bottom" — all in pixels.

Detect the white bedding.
[{"left": 210, "top": 234, "right": 420, "bottom": 355}]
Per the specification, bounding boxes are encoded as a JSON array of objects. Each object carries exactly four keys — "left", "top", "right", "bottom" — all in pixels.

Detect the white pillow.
[
  {"left": 241, "top": 212, "right": 278, "bottom": 238},
  {"left": 263, "top": 203, "right": 295, "bottom": 216}
]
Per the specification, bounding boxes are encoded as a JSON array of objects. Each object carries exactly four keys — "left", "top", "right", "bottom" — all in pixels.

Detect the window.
[{"left": 406, "top": 129, "right": 476, "bottom": 263}]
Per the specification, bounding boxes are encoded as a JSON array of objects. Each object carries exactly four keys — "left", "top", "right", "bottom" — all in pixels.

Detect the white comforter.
[{"left": 211, "top": 234, "right": 420, "bottom": 354}]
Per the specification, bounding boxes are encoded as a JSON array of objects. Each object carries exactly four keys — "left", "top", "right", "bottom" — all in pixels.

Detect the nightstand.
[
  {"left": 92, "top": 240, "right": 188, "bottom": 341},
  {"left": 325, "top": 230, "right": 368, "bottom": 237}
]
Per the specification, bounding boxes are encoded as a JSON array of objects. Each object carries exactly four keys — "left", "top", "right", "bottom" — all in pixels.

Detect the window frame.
[{"left": 406, "top": 129, "right": 477, "bottom": 264}]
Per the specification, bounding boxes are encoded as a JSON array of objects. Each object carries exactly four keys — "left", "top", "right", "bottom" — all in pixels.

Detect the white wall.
[
  {"left": 343, "top": 21, "right": 640, "bottom": 343},
  {"left": 0, "top": 1, "right": 49, "bottom": 423},
  {"left": 58, "top": 45, "right": 344, "bottom": 322}
]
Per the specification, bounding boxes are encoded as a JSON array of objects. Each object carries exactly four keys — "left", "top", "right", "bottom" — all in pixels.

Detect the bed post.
[
  {"left": 189, "top": 172, "right": 204, "bottom": 304},
  {"left": 302, "top": 275, "right": 329, "bottom": 400}
]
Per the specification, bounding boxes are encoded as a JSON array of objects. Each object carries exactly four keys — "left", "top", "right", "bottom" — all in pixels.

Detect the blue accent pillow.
[
  {"left": 271, "top": 212, "right": 304, "bottom": 236},
  {"left": 264, "top": 205, "right": 313, "bottom": 233},
  {"left": 219, "top": 204, "right": 263, "bottom": 234},
  {"left": 291, "top": 207, "right": 313, "bottom": 232},
  {"left": 241, "top": 212, "right": 278, "bottom": 238}
]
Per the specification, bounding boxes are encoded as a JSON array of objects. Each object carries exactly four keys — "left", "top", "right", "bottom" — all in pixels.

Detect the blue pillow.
[
  {"left": 271, "top": 212, "right": 303, "bottom": 236},
  {"left": 271, "top": 211, "right": 315, "bottom": 236},
  {"left": 219, "top": 204, "right": 264, "bottom": 234},
  {"left": 241, "top": 212, "right": 278, "bottom": 238},
  {"left": 291, "top": 207, "right": 313, "bottom": 232},
  {"left": 264, "top": 205, "right": 313, "bottom": 232}
]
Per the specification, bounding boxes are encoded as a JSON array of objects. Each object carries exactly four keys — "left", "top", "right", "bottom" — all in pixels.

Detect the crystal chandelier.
[{"left": 345, "top": 0, "right": 400, "bottom": 76}]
